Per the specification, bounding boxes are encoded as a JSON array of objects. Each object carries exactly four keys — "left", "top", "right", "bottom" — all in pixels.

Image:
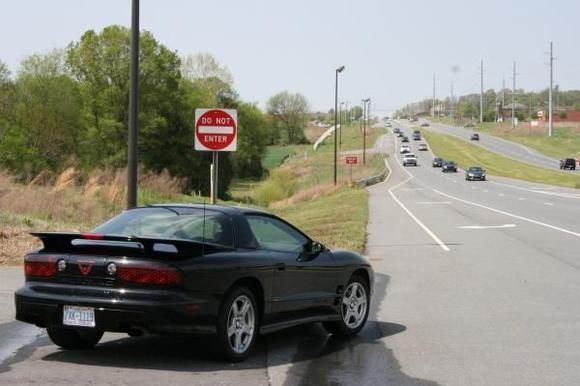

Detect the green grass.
[
  {"left": 274, "top": 187, "right": 369, "bottom": 253},
  {"left": 423, "top": 130, "right": 580, "bottom": 189},
  {"left": 430, "top": 117, "right": 580, "bottom": 160},
  {"left": 262, "top": 145, "right": 296, "bottom": 171}
]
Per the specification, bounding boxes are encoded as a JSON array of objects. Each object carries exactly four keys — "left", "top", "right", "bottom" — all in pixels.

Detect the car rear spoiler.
[{"left": 30, "top": 232, "right": 232, "bottom": 259}]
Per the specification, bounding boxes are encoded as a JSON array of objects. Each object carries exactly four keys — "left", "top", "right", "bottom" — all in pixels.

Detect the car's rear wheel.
[
  {"left": 323, "top": 275, "right": 370, "bottom": 336},
  {"left": 216, "top": 287, "right": 258, "bottom": 362},
  {"left": 46, "top": 326, "right": 103, "bottom": 349}
]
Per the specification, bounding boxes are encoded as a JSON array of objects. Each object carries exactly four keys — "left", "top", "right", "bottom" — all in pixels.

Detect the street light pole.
[
  {"left": 333, "top": 66, "right": 345, "bottom": 186},
  {"left": 339, "top": 101, "right": 345, "bottom": 147},
  {"left": 548, "top": 41, "right": 554, "bottom": 137},
  {"left": 362, "top": 98, "right": 370, "bottom": 165},
  {"left": 127, "top": 0, "right": 139, "bottom": 209}
]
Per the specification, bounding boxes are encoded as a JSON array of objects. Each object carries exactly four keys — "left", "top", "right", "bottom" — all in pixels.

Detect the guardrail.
[{"left": 354, "top": 158, "right": 389, "bottom": 188}]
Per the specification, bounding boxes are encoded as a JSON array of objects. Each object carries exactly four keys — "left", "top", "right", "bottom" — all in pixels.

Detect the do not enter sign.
[{"left": 195, "top": 108, "right": 237, "bottom": 151}]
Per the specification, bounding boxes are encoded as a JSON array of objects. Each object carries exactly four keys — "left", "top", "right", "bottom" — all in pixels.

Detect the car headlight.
[{"left": 468, "top": 173, "right": 474, "bottom": 176}]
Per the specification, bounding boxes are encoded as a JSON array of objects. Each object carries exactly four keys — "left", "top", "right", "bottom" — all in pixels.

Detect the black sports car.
[
  {"left": 432, "top": 157, "right": 443, "bottom": 167},
  {"left": 465, "top": 166, "right": 486, "bottom": 181},
  {"left": 15, "top": 205, "right": 373, "bottom": 361},
  {"left": 442, "top": 160, "right": 457, "bottom": 172}
]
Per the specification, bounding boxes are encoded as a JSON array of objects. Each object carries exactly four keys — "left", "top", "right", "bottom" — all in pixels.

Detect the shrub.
[{"left": 253, "top": 169, "right": 296, "bottom": 207}]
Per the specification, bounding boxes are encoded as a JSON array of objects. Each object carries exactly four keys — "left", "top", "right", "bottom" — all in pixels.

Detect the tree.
[
  {"left": 11, "top": 50, "right": 82, "bottom": 175},
  {"left": 181, "top": 53, "right": 233, "bottom": 85},
  {"left": 266, "top": 91, "right": 310, "bottom": 144}
]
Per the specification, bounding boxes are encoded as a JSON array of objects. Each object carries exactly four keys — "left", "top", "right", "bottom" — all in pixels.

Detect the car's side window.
[{"left": 246, "top": 215, "right": 307, "bottom": 253}]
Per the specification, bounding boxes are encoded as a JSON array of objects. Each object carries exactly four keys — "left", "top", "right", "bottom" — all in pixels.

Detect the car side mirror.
[{"left": 299, "top": 241, "right": 325, "bottom": 261}]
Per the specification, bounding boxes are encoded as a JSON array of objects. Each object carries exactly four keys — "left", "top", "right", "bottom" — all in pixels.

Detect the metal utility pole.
[
  {"left": 339, "top": 101, "right": 344, "bottom": 147},
  {"left": 333, "top": 66, "right": 345, "bottom": 186},
  {"left": 512, "top": 61, "right": 516, "bottom": 128},
  {"left": 548, "top": 41, "right": 554, "bottom": 137},
  {"left": 479, "top": 60, "right": 484, "bottom": 123},
  {"left": 362, "top": 98, "right": 370, "bottom": 164},
  {"left": 450, "top": 81, "right": 454, "bottom": 124},
  {"left": 502, "top": 78, "right": 506, "bottom": 108},
  {"left": 432, "top": 74, "right": 436, "bottom": 118},
  {"left": 127, "top": 0, "right": 139, "bottom": 209}
]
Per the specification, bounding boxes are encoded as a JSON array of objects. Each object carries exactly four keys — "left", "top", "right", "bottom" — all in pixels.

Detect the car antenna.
[{"left": 202, "top": 194, "right": 206, "bottom": 257}]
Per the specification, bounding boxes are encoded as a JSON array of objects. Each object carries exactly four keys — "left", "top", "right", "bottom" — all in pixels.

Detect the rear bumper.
[{"left": 15, "top": 282, "right": 219, "bottom": 334}]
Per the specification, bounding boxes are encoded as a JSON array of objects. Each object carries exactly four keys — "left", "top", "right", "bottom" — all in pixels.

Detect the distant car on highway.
[
  {"left": 393, "top": 127, "right": 400, "bottom": 134},
  {"left": 465, "top": 166, "right": 486, "bottom": 181},
  {"left": 400, "top": 144, "right": 411, "bottom": 154},
  {"left": 396, "top": 132, "right": 403, "bottom": 137},
  {"left": 418, "top": 144, "right": 428, "bottom": 151},
  {"left": 470, "top": 133, "right": 480, "bottom": 141},
  {"left": 464, "top": 123, "right": 475, "bottom": 128},
  {"left": 432, "top": 157, "right": 443, "bottom": 167},
  {"left": 403, "top": 154, "right": 418, "bottom": 167},
  {"left": 560, "top": 158, "right": 576, "bottom": 170},
  {"left": 402, "top": 136, "right": 409, "bottom": 143},
  {"left": 441, "top": 160, "right": 457, "bottom": 173},
  {"left": 420, "top": 122, "right": 430, "bottom": 127},
  {"left": 412, "top": 130, "right": 421, "bottom": 140}
]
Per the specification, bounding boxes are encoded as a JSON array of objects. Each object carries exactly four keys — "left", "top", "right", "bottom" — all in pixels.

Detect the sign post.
[
  {"left": 195, "top": 108, "right": 237, "bottom": 204},
  {"left": 345, "top": 155, "right": 358, "bottom": 185}
]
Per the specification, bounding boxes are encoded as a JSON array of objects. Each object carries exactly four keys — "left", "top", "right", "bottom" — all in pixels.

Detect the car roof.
[{"left": 143, "top": 203, "right": 270, "bottom": 216}]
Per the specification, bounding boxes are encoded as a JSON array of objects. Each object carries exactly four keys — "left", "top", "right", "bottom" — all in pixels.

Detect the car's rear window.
[{"left": 92, "top": 207, "right": 234, "bottom": 247}]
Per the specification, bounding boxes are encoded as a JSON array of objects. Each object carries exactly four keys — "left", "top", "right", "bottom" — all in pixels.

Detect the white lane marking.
[
  {"left": 483, "top": 189, "right": 489, "bottom": 193},
  {"left": 498, "top": 193, "right": 505, "bottom": 197},
  {"left": 389, "top": 181, "right": 450, "bottom": 252},
  {"left": 416, "top": 201, "right": 452, "bottom": 205},
  {"left": 403, "top": 188, "right": 424, "bottom": 191},
  {"left": 544, "top": 202, "right": 554, "bottom": 206},
  {"left": 518, "top": 197, "right": 526, "bottom": 201},
  {"left": 432, "top": 189, "right": 580, "bottom": 238},
  {"left": 490, "top": 180, "right": 580, "bottom": 200},
  {"left": 457, "top": 224, "right": 517, "bottom": 230}
]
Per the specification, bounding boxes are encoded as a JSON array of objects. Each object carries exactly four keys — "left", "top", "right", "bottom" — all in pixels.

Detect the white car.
[
  {"left": 403, "top": 153, "right": 418, "bottom": 166},
  {"left": 418, "top": 144, "right": 428, "bottom": 151},
  {"left": 400, "top": 145, "right": 411, "bottom": 154}
]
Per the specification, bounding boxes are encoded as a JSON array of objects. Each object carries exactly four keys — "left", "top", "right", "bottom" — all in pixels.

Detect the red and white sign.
[
  {"left": 195, "top": 108, "right": 237, "bottom": 151},
  {"left": 345, "top": 156, "right": 358, "bottom": 165}
]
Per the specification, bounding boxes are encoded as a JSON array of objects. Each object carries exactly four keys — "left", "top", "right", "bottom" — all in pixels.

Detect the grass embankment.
[
  {"left": 231, "top": 123, "right": 388, "bottom": 252},
  {"left": 423, "top": 130, "right": 580, "bottom": 189},
  {"left": 430, "top": 117, "right": 580, "bottom": 160}
]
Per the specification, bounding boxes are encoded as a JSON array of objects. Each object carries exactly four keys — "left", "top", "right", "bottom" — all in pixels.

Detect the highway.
[
  {"left": 1, "top": 126, "right": 579, "bottom": 385},
  {"left": 367, "top": 122, "right": 580, "bottom": 385},
  {"left": 424, "top": 120, "right": 576, "bottom": 172}
]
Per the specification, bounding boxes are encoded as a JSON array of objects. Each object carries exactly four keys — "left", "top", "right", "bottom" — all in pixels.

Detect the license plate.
[{"left": 62, "top": 305, "right": 95, "bottom": 328}]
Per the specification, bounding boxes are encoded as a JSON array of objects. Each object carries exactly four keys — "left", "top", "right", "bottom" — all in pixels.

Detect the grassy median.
[{"left": 423, "top": 130, "right": 580, "bottom": 189}]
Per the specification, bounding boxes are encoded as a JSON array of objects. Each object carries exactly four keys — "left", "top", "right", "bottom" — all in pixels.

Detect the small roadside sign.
[
  {"left": 194, "top": 108, "right": 237, "bottom": 151},
  {"left": 346, "top": 156, "right": 358, "bottom": 165}
]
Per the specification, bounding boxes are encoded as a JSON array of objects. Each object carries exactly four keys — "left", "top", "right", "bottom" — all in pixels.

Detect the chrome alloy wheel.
[
  {"left": 226, "top": 295, "right": 255, "bottom": 354},
  {"left": 341, "top": 282, "right": 368, "bottom": 329}
]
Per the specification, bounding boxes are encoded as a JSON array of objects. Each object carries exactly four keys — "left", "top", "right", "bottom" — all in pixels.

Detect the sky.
[{"left": 1, "top": 0, "right": 580, "bottom": 116}]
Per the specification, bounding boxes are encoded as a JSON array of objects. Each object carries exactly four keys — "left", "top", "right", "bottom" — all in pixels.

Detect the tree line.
[
  {"left": 395, "top": 87, "right": 580, "bottom": 122},
  {"left": 0, "top": 26, "right": 310, "bottom": 197}
]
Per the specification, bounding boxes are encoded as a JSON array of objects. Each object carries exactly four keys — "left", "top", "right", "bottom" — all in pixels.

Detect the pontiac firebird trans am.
[{"left": 15, "top": 204, "right": 373, "bottom": 361}]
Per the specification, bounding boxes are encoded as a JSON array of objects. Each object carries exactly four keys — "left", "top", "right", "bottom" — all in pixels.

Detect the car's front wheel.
[
  {"left": 46, "top": 326, "right": 103, "bottom": 349},
  {"left": 323, "top": 275, "right": 370, "bottom": 336},
  {"left": 216, "top": 287, "right": 258, "bottom": 362}
]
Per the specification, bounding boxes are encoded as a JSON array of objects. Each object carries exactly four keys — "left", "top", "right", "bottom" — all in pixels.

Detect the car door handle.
[{"left": 275, "top": 263, "right": 286, "bottom": 271}]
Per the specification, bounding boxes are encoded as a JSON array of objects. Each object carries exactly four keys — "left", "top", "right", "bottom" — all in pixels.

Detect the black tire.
[
  {"left": 46, "top": 326, "right": 103, "bottom": 350},
  {"left": 323, "top": 275, "right": 370, "bottom": 336},
  {"left": 216, "top": 286, "right": 259, "bottom": 362}
]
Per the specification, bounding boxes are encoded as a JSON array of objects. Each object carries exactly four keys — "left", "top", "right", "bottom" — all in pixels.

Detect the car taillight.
[
  {"left": 24, "top": 255, "right": 57, "bottom": 277},
  {"left": 117, "top": 262, "right": 182, "bottom": 285}
]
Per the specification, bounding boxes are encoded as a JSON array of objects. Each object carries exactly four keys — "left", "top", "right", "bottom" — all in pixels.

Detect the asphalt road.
[
  {"left": 423, "top": 119, "right": 576, "bottom": 171},
  {"left": 369, "top": 122, "right": 580, "bottom": 385},
  {"left": 1, "top": 126, "right": 579, "bottom": 385}
]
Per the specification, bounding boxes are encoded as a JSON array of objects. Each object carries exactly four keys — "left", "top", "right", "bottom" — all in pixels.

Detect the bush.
[
  {"left": 253, "top": 169, "right": 296, "bottom": 207},
  {"left": 560, "top": 111, "right": 567, "bottom": 120}
]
